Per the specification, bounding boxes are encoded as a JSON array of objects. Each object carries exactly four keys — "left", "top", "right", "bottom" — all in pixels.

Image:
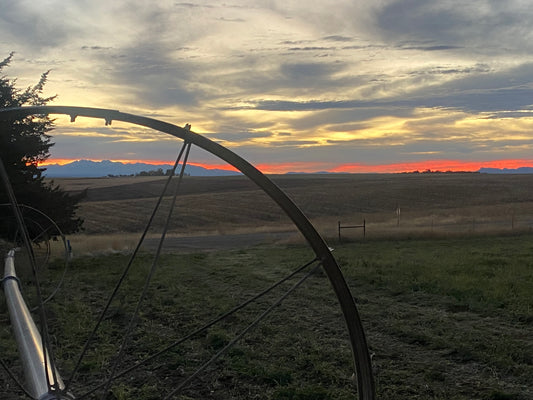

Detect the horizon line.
[{"left": 41, "top": 158, "right": 533, "bottom": 174}]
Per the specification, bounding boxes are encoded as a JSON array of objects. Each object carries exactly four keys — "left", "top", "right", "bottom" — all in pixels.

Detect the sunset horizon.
[
  {"left": 40, "top": 157, "right": 533, "bottom": 175},
  {"left": 4, "top": 2, "right": 533, "bottom": 178}
]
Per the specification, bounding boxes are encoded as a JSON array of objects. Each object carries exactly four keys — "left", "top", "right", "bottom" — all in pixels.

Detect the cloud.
[
  {"left": 174, "top": 2, "right": 213, "bottom": 8},
  {"left": 287, "top": 46, "right": 337, "bottom": 52},
  {"left": 401, "top": 45, "right": 462, "bottom": 51},
  {"left": 279, "top": 62, "right": 344, "bottom": 84},
  {"left": 81, "top": 46, "right": 112, "bottom": 51},
  {"left": 233, "top": 58, "right": 533, "bottom": 118},
  {"left": 483, "top": 111, "right": 533, "bottom": 119},
  {"left": 374, "top": 0, "right": 533, "bottom": 54},
  {"left": 323, "top": 35, "right": 353, "bottom": 42},
  {"left": 218, "top": 17, "right": 246, "bottom": 22},
  {"left": 208, "top": 131, "right": 273, "bottom": 142},
  {"left": 0, "top": 0, "right": 79, "bottom": 51},
  {"left": 3, "top": 0, "right": 533, "bottom": 171}
]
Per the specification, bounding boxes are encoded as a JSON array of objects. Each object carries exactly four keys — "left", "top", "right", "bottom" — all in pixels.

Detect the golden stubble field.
[{"left": 54, "top": 172, "right": 533, "bottom": 253}]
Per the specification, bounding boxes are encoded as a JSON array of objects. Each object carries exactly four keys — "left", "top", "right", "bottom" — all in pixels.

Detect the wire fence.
[{"left": 337, "top": 212, "right": 533, "bottom": 241}]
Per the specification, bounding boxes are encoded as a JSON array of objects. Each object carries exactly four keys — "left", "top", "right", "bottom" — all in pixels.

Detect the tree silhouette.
[{"left": 0, "top": 53, "right": 84, "bottom": 242}]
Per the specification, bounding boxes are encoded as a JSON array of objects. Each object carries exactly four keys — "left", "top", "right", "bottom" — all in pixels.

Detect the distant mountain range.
[
  {"left": 42, "top": 160, "right": 241, "bottom": 177},
  {"left": 40, "top": 160, "right": 533, "bottom": 177}
]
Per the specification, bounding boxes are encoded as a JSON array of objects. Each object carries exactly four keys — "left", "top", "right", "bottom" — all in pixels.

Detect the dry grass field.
[{"left": 54, "top": 172, "right": 533, "bottom": 252}]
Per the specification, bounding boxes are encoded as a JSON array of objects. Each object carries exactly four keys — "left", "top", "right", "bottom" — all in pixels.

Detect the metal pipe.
[{"left": 3, "top": 249, "right": 67, "bottom": 399}]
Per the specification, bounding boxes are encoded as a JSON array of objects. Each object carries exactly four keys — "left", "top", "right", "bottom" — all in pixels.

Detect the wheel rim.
[{"left": 0, "top": 106, "right": 375, "bottom": 399}]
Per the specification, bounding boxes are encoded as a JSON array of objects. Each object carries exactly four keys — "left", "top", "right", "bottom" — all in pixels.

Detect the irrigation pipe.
[{"left": 2, "top": 250, "right": 71, "bottom": 399}]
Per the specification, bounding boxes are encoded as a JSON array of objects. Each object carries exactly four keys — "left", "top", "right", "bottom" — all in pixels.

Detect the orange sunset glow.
[
  {"left": 42, "top": 158, "right": 533, "bottom": 175},
  {"left": 41, "top": 159, "right": 240, "bottom": 172},
  {"left": 329, "top": 159, "right": 533, "bottom": 174}
]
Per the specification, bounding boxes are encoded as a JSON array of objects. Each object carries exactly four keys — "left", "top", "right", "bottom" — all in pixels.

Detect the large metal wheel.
[{"left": 0, "top": 106, "right": 375, "bottom": 399}]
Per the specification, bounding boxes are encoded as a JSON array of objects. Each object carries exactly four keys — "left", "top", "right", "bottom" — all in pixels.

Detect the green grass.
[
  {"left": 1, "top": 235, "right": 533, "bottom": 399},
  {"left": 335, "top": 235, "right": 533, "bottom": 399},
  {"left": 336, "top": 235, "right": 533, "bottom": 321}
]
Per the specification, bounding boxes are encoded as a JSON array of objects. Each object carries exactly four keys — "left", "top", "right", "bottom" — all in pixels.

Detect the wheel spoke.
[
  {"left": 76, "top": 256, "right": 320, "bottom": 398},
  {"left": 164, "top": 262, "right": 322, "bottom": 399},
  {"left": 98, "top": 143, "right": 193, "bottom": 399},
  {"left": 64, "top": 141, "right": 191, "bottom": 393}
]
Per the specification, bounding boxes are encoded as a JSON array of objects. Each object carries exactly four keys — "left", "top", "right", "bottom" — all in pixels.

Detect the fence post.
[
  {"left": 396, "top": 205, "right": 400, "bottom": 227},
  {"left": 338, "top": 220, "right": 366, "bottom": 241}
]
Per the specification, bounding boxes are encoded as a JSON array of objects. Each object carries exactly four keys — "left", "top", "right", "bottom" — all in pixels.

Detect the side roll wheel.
[{"left": 0, "top": 106, "right": 375, "bottom": 400}]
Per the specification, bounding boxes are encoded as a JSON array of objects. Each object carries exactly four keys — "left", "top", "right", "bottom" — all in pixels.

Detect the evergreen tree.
[{"left": 0, "top": 53, "right": 84, "bottom": 242}]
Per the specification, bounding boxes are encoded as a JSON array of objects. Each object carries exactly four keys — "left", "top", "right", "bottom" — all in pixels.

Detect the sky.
[{"left": 1, "top": 0, "right": 533, "bottom": 173}]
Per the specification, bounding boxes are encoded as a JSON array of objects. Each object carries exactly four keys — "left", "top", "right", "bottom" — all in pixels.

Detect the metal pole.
[{"left": 3, "top": 250, "right": 69, "bottom": 399}]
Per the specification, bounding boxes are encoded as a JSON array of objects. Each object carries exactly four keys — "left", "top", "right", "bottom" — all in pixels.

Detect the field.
[
  {"left": 1, "top": 173, "right": 533, "bottom": 399},
  {"left": 55, "top": 173, "right": 533, "bottom": 252}
]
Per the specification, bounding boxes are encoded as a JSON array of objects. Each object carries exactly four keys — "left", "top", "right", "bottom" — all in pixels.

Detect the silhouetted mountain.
[
  {"left": 42, "top": 160, "right": 241, "bottom": 177},
  {"left": 478, "top": 167, "right": 533, "bottom": 174}
]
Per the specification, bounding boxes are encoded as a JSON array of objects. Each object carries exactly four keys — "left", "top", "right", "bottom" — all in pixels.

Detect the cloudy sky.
[{"left": 2, "top": 0, "right": 533, "bottom": 173}]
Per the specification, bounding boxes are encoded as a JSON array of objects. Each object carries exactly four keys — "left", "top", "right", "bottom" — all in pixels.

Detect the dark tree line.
[{"left": 0, "top": 53, "right": 84, "bottom": 242}]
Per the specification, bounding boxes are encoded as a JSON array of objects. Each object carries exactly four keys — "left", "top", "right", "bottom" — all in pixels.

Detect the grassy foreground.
[{"left": 1, "top": 234, "right": 533, "bottom": 399}]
